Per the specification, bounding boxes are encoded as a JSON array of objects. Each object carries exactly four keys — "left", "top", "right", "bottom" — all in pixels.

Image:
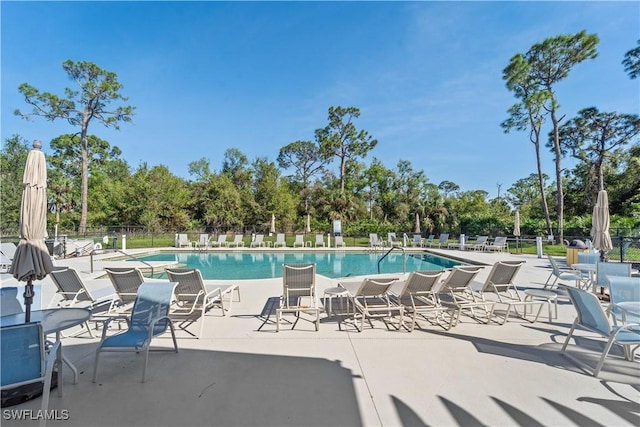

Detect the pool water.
[{"left": 133, "top": 251, "right": 463, "bottom": 280}]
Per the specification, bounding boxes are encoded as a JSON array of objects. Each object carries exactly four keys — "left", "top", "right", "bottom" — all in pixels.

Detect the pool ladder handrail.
[
  {"left": 90, "top": 249, "right": 155, "bottom": 277},
  {"left": 377, "top": 246, "right": 406, "bottom": 274}
]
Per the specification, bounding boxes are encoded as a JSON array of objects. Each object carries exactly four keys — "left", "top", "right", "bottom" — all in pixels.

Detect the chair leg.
[
  {"left": 93, "top": 348, "right": 101, "bottom": 383},
  {"left": 561, "top": 321, "right": 578, "bottom": 354},
  {"left": 594, "top": 334, "right": 618, "bottom": 377}
]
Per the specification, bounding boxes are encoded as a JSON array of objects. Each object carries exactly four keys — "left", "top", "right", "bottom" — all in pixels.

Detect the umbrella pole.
[{"left": 23, "top": 279, "right": 34, "bottom": 322}]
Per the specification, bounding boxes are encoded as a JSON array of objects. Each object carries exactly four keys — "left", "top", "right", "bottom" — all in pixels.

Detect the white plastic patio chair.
[
  {"left": 274, "top": 233, "right": 287, "bottom": 248},
  {"left": 315, "top": 234, "right": 325, "bottom": 247}
]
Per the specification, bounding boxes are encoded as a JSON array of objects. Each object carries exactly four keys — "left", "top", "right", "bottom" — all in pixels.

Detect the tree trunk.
[
  {"left": 551, "top": 110, "right": 564, "bottom": 244},
  {"left": 534, "top": 143, "right": 553, "bottom": 236},
  {"left": 79, "top": 121, "right": 89, "bottom": 234}
]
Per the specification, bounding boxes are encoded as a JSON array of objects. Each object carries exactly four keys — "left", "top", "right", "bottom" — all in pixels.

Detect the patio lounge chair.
[
  {"left": 105, "top": 267, "right": 146, "bottom": 307},
  {"left": 166, "top": 268, "right": 240, "bottom": 338},
  {"left": 49, "top": 267, "right": 120, "bottom": 336},
  {"left": 210, "top": 234, "right": 228, "bottom": 248},
  {"left": 369, "top": 233, "right": 384, "bottom": 249},
  {"left": 274, "top": 233, "right": 287, "bottom": 248},
  {"left": 428, "top": 233, "right": 449, "bottom": 248},
  {"left": 436, "top": 265, "right": 487, "bottom": 325},
  {"left": 423, "top": 234, "right": 435, "bottom": 246},
  {"left": 228, "top": 234, "right": 245, "bottom": 248},
  {"left": 93, "top": 281, "right": 179, "bottom": 383},
  {"left": 1, "top": 322, "right": 61, "bottom": 427},
  {"left": 485, "top": 236, "right": 507, "bottom": 252},
  {"left": 469, "top": 260, "right": 545, "bottom": 325},
  {"left": 195, "top": 234, "right": 210, "bottom": 250},
  {"left": 176, "top": 233, "right": 191, "bottom": 248},
  {"left": 387, "top": 233, "right": 401, "bottom": 247},
  {"left": 276, "top": 263, "right": 320, "bottom": 331},
  {"left": 315, "top": 234, "right": 325, "bottom": 247},
  {"left": 250, "top": 234, "right": 265, "bottom": 248},
  {"left": 394, "top": 271, "right": 455, "bottom": 331},
  {"left": 561, "top": 285, "right": 640, "bottom": 377},
  {"left": 341, "top": 277, "right": 403, "bottom": 332},
  {"left": 544, "top": 256, "right": 586, "bottom": 290},
  {"left": 292, "top": 235, "right": 305, "bottom": 248},
  {"left": 471, "top": 236, "right": 490, "bottom": 251},
  {"left": 411, "top": 235, "right": 423, "bottom": 247},
  {"left": 1, "top": 241, "right": 17, "bottom": 261},
  {"left": 334, "top": 235, "right": 346, "bottom": 247}
]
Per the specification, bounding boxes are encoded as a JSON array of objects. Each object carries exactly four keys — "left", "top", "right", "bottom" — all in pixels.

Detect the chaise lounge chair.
[
  {"left": 334, "top": 235, "right": 346, "bottom": 247},
  {"left": 340, "top": 277, "right": 403, "bottom": 332},
  {"left": 293, "top": 235, "right": 305, "bottom": 248},
  {"left": 250, "top": 234, "right": 265, "bottom": 248},
  {"left": 315, "top": 234, "right": 325, "bottom": 247},
  {"left": 394, "top": 271, "right": 456, "bottom": 331},
  {"left": 228, "top": 234, "right": 245, "bottom": 248},
  {"left": 274, "top": 233, "right": 287, "bottom": 248},
  {"left": 484, "top": 236, "right": 507, "bottom": 252},
  {"left": 428, "top": 233, "right": 449, "bottom": 248},
  {"left": 104, "top": 267, "right": 146, "bottom": 308},
  {"left": 166, "top": 268, "right": 241, "bottom": 338},
  {"left": 210, "top": 234, "right": 228, "bottom": 248},
  {"left": 195, "top": 234, "right": 210, "bottom": 250},
  {"left": 176, "top": 233, "right": 191, "bottom": 248},
  {"left": 369, "top": 233, "right": 384, "bottom": 249},
  {"left": 469, "top": 260, "right": 545, "bottom": 325}
]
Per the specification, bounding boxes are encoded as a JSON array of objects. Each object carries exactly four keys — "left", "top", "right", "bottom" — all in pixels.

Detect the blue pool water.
[{"left": 133, "top": 251, "right": 463, "bottom": 280}]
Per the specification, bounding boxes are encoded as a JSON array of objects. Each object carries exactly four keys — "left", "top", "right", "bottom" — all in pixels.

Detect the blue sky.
[{"left": 2, "top": 1, "right": 638, "bottom": 197}]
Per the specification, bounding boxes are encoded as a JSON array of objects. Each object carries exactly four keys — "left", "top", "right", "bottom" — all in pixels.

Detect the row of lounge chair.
[
  {"left": 274, "top": 260, "right": 548, "bottom": 334},
  {"left": 367, "top": 233, "right": 509, "bottom": 251},
  {"left": 177, "top": 233, "right": 346, "bottom": 249}
]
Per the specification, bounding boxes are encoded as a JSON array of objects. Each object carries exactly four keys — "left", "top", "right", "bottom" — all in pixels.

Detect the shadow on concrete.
[{"left": 12, "top": 342, "right": 363, "bottom": 427}]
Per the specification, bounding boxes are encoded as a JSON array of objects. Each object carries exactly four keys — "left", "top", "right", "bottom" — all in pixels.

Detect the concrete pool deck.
[{"left": 1, "top": 247, "right": 639, "bottom": 426}]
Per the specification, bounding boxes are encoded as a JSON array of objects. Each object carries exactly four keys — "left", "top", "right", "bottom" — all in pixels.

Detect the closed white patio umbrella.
[
  {"left": 270, "top": 214, "right": 276, "bottom": 234},
  {"left": 414, "top": 213, "right": 421, "bottom": 233},
  {"left": 10, "top": 140, "right": 54, "bottom": 322},
  {"left": 513, "top": 211, "right": 521, "bottom": 252},
  {"left": 592, "top": 189, "right": 613, "bottom": 261},
  {"left": 305, "top": 214, "right": 311, "bottom": 233}
]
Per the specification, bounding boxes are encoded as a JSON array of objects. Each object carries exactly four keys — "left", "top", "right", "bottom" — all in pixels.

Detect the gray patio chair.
[
  {"left": 394, "top": 270, "right": 455, "bottom": 331},
  {"left": 104, "top": 267, "right": 145, "bottom": 307}
]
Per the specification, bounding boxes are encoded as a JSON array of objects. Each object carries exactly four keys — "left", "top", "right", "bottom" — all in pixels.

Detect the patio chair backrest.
[
  {"left": 166, "top": 268, "right": 205, "bottom": 304},
  {"left": 0, "top": 242, "right": 17, "bottom": 260},
  {"left": 564, "top": 285, "right": 611, "bottom": 336},
  {"left": 294, "top": 235, "right": 304, "bottom": 244},
  {"left": 254, "top": 234, "right": 264, "bottom": 243},
  {"left": 335, "top": 236, "right": 345, "bottom": 246},
  {"left": 354, "top": 278, "right": 398, "bottom": 298},
  {"left": 400, "top": 271, "right": 444, "bottom": 297},
  {"left": 595, "top": 262, "right": 631, "bottom": 287},
  {"left": 607, "top": 276, "right": 640, "bottom": 324},
  {"left": 276, "top": 233, "right": 286, "bottom": 244},
  {"left": 578, "top": 252, "right": 599, "bottom": 264},
  {"left": 413, "top": 235, "right": 422, "bottom": 244},
  {"left": 233, "top": 234, "right": 243, "bottom": 244},
  {"left": 216, "top": 234, "right": 228, "bottom": 244},
  {"left": 388, "top": 233, "right": 397, "bottom": 243},
  {"left": 130, "top": 282, "right": 177, "bottom": 335},
  {"left": 282, "top": 263, "right": 316, "bottom": 299},
  {"left": 481, "top": 260, "right": 525, "bottom": 293},
  {"left": 198, "top": 234, "right": 209, "bottom": 245},
  {"left": 369, "top": 233, "right": 380, "bottom": 245},
  {"left": 438, "top": 266, "right": 484, "bottom": 293},
  {"left": 1, "top": 287, "right": 24, "bottom": 316},
  {"left": 105, "top": 267, "right": 145, "bottom": 305},
  {"left": 1, "top": 322, "right": 45, "bottom": 387},
  {"left": 50, "top": 266, "right": 93, "bottom": 303},
  {"left": 477, "top": 236, "right": 489, "bottom": 244},
  {"left": 425, "top": 235, "right": 434, "bottom": 243},
  {"left": 438, "top": 234, "right": 449, "bottom": 244},
  {"left": 492, "top": 236, "right": 505, "bottom": 245},
  {"left": 315, "top": 234, "right": 324, "bottom": 245}
]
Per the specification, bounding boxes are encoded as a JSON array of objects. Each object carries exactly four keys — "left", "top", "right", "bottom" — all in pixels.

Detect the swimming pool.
[{"left": 133, "top": 251, "right": 464, "bottom": 280}]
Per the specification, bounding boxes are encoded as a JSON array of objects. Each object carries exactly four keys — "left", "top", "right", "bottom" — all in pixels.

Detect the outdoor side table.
[
  {"left": 323, "top": 287, "right": 350, "bottom": 317},
  {"left": 524, "top": 289, "right": 558, "bottom": 322}
]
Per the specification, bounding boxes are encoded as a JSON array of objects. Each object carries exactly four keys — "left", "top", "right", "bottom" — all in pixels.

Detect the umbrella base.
[{"left": 1, "top": 371, "right": 58, "bottom": 408}]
